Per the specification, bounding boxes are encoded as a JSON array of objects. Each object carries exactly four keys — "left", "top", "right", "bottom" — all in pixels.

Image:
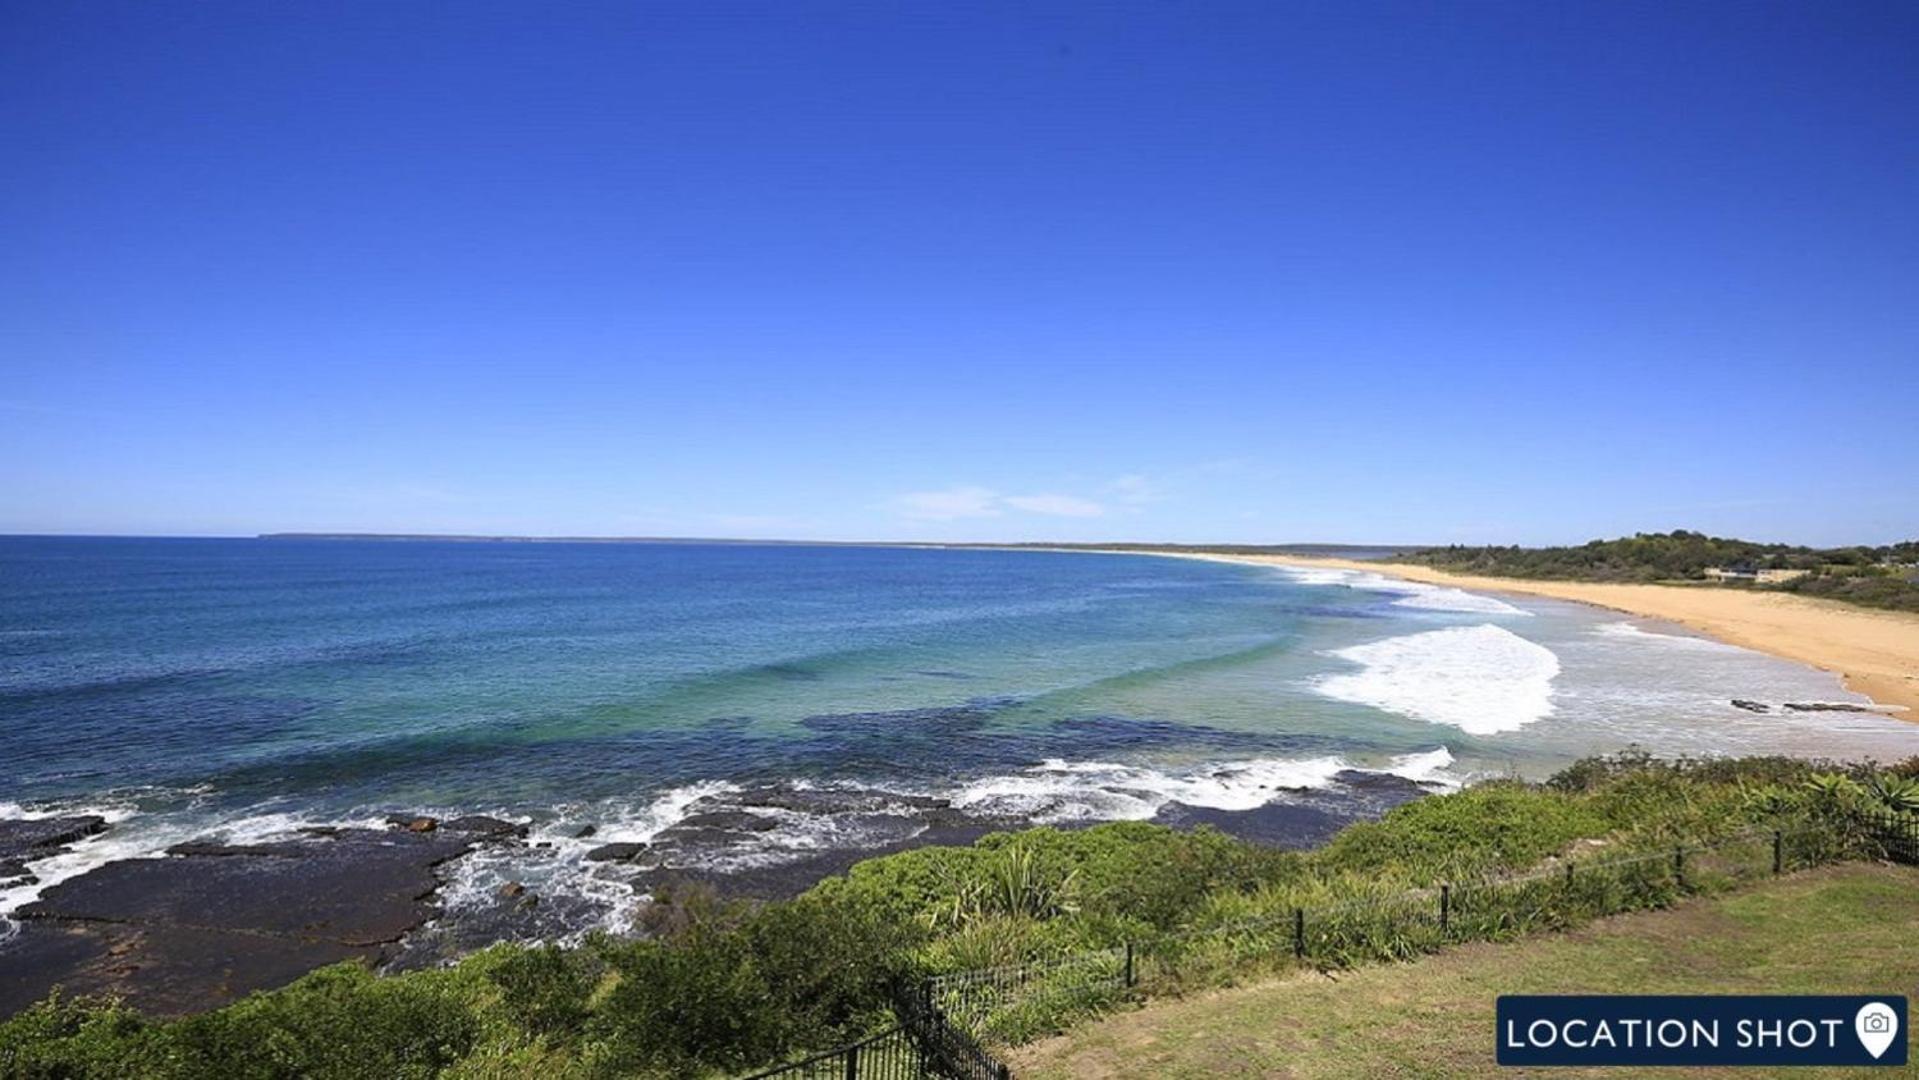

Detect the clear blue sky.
[{"left": 3, "top": 2, "right": 1914, "bottom": 545}]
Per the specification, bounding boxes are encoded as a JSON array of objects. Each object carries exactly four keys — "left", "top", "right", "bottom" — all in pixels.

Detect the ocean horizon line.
[{"left": 0, "top": 531, "right": 1431, "bottom": 553}]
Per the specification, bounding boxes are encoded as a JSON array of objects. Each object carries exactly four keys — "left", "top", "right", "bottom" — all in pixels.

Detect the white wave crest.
[
  {"left": 1269, "top": 565, "right": 1529, "bottom": 617},
  {"left": 1385, "top": 746, "right": 1460, "bottom": 787},
  {"left": 585, "top": 780, "right": 742, "bottom": 844},
  {"left": 947, "top": 747, "right": 1458, "bottom": 823},
  {"left": 1389, "top": 587, "right": 1530, "bottom": 616},
  {"left": 951, "top": 756, "right": 1348, "bottom": 822},
  {"left": 1592, "top": 620, "right": 1739, "bottom": 652},
  {"left": 1317, "top": 624, "right": 1560, "bottom": 734}
]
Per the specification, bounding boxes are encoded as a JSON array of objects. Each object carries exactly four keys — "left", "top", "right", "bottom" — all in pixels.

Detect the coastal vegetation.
[
  {"left": 4, "top": 751, "right": 1916, "bottom": 1078},
  {"left": 1396, "top": 531, "right": 1919, "bottom": 612}
]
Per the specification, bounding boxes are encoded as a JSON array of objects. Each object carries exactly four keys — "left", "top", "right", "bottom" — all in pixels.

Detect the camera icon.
[{"left": 1857, "top": 1001, "right": 1901, "bottom": 1060}]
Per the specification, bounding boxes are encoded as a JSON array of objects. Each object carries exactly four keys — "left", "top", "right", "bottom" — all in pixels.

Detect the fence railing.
[
  {"left": 742, "top": 1025, "right": 925, "bottom": 1080},
  {"left": 925, "top": 814, "right": 1910, "bottom": 1040},
  {"left": 742, "top": 979, "right": 1012, "bottom": 1080}
]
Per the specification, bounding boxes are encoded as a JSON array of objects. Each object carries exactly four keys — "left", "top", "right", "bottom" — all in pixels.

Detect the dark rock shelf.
[{"left": 0, "top": 820, "right": 500, "bottom": 1018}]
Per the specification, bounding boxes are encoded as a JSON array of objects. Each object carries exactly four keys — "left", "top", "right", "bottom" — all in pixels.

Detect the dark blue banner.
[{"left": 1497, "top": 995, "right": 1907, "bottom": 1067}]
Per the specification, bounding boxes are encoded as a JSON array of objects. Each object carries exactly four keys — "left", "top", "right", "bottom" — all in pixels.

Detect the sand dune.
[{"left": 1163, "top": 553, "right": 1919, "bottom": 720}]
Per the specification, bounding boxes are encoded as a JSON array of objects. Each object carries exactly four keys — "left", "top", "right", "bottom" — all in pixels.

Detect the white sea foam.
[
  {"left": 946, "top": 747, "right": 1459, "bottom": 823},
  {"left": 1269, "top": 565, "right": 1530, "bottom": 617},
  {"left": 1592, "top": 620, "right": 1740, "bottom": 652},
  {"left": 210, "top": 809, "right": 396, "bottom": 843},
  {"left": 1317, "top": 624, "right": 1560, "bottom": 734},
  {"left": 432, "top": 780, "right": 767, "bottom": 941},
  {"left": 586, "top": 780, "right": 743, "bottom": 844},
  {"left": 1385, "top": 746, "right": 1461, "bottom": 788},
  {"left": 1389, "top": 587, "right": 1530, "bottom": 616}
]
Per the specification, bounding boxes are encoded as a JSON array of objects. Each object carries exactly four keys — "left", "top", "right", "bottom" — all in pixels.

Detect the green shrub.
[
  {"left": 158, "top": 963, "right": 481, "bottom": 1080},
  {"left": 0, "top": 993, "right": 154, "bottom": 1079},
  {"left": 1318, "top": 782, "right": 1612, "bottom": 881},
  {"left": 485, "top": 945, "right": 595, "bottom": 1040},
  {"left": 585, "top": 887, "right": 912, "bottom": 1076}
]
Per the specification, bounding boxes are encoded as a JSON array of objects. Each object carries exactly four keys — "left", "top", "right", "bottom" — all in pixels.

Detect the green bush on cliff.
[
  {"left": 814, "top": 819, "right": 1281, "bottom": 934},
  {"left": 584, "top": 886, "right": 913, "bottom": 1076},
  {"left": 1315, "top": 782, "right": 1613, "bottom": 882}
]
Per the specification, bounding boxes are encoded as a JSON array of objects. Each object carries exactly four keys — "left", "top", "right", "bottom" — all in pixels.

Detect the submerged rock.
[
  {"left": 1154, "top": 772, "right": 1429, "bottom": 849},
  {"left": 1731, "top": 699, "right": 1771, "bottom": 713},
  {"left": 730, "top": 787, "right": 953, "bottom": 816},
  {"left": 441, "top": 815, "right": 529, "bottom": 839},
  {"left": 584, "top": 842, "right": 648, "bottom": 863},
  {"left": 675, "top": 809, "right": 780, "bottom": 833},
  {"left": 385, "top": 813, "right": 439, "bottom": 833}
]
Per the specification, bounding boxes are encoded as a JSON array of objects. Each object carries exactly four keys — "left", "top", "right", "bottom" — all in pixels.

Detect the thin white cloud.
[
  {"left": 895, "top": 486, "right": 1108, "bottom": 521},
  {"left": 897, "top": 486, "right": 1004, "bottom": 521},
  {"left": 1195, "top": 458, "right": 1249, "bottom": 475},
  {"left": 708, "top": 513, "right": 811, "bottom": 533},
  {"left": 1004, "top": 493, "right": 1106, "bottom": 518},
  {"left": 1107, "top": 474, "right": 1161, "bottom": 506}
]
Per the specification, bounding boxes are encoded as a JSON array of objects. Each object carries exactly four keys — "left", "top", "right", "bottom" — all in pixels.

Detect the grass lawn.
[{"left": 1010, "top": 863, "right": 1919, "bottom": 1079}]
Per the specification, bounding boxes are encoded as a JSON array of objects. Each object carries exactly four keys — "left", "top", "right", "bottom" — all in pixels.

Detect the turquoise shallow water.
[{"left": 5, "top": 537, "right": 1916, "bottom": 935}]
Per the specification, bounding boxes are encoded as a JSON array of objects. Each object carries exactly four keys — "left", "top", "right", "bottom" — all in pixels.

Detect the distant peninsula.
[{"left": 257, "top": 534, "right": 1423, "bottom": 558}]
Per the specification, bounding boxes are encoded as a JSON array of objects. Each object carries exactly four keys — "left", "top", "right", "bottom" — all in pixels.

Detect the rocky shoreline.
[{"left": 0, "top": 771, "right": 1431, "bottom": 1018}]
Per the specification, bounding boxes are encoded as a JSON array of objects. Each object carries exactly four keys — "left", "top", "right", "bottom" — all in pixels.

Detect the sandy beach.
[{"left": 1156, "top": 552, "right": 1919, "bottom": 719}]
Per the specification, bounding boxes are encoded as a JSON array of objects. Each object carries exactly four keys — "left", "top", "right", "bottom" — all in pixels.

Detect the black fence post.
[
  {"left": 1773, "top": 829, "right": 1784, "bottom": 875},
  {"left": 1439, "top": 883, "right": 1450, "bottom": 934},
  {"left": 843, "top": 1042, "right": 859, "bottom": 1080},
  {"left": 1123, "top": 942, "right": 1135, "bottom": 988},
  {"left": 1673, "top": 845, "right": 1685, "bottom": 889},
  {"left": 1293, "top": 907, "right": 1305, "bottom": 959}
]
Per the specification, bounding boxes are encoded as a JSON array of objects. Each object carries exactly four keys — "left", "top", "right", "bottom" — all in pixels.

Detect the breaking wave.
[
  {"left": 1268, "top": 565, "right": 1531, "bottom": 617},
  {"left": 1592, "top": 620, "right": 1740, "bottom": 651},
  {"left": 947, "top": 747, "right": 1458, "bottom": 823},
  {"left": 1316, "top": 624, "right": 1560, "bottom": 734}
]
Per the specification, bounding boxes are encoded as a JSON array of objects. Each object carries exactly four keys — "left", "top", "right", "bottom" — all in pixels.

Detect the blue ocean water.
[
  {"left": 1, "top": 538, "right": 1382, "bottom": 807},
  {"left": 5, "top": 537, "right": 1916, "bottom": 936}
]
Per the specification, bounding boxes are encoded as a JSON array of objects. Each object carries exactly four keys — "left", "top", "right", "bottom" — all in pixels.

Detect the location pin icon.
[{"left": 1856, "top": 1001, "right": 1899, "bottom": 1060}]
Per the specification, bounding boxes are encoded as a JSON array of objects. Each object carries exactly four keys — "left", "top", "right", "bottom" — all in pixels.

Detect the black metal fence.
[
  {"left": 1871, "top": 809, "right": 1919, "bottom": 862},
  {"left": 896, "top": 980, "right": 1013, "bottom": 1080},
  {"left": 742, "top": 981, "right": 1012, "bottom": 1080},
  {"left": 742, "top": 1025, "right": 924, "bottom": 1080}
]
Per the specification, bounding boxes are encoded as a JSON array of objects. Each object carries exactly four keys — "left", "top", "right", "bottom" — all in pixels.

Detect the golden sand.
[{"left": 1156, "top": 552, "right": 1919, "bottom": 719}]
